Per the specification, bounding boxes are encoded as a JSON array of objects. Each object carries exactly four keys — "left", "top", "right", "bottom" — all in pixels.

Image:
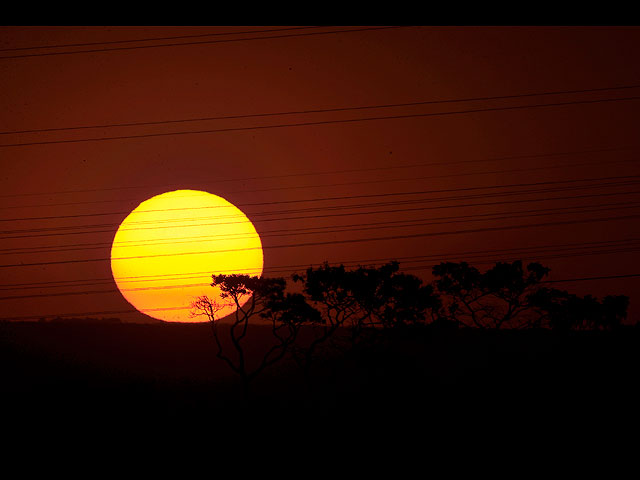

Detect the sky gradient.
[{"left": 1, "top": 26, "right": 639, "bottom": 323}]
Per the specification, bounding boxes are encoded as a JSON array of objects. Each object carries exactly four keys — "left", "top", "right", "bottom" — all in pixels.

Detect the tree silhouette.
[
  {"left": 529, "top": 287, "right": 629, "bottom": 331},
  {"left": 291, "top": 263, "right": 360, "bottom": 380},
  {"left": 432, "top": 260, "right": 550, "bottom": 329},
  {"left": 600, "top": 295, "right": 630, "bottom": 330},
  {"left": 291, "top": 261, "right": 441, "bottom": 378},
  {"left": 191, "top": 274, "right": 321, "bottom": 400},
  {"left": 336, "top": 261, "right": 441, "bottom": 335}
]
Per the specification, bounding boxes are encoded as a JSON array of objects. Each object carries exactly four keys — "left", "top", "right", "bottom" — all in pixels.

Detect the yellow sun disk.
[{"left": 110, "top": 190, "right": 264, "bottom": 322}]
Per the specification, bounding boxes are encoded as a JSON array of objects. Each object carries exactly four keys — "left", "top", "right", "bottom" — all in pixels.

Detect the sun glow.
[{"left": 110, "top": 190, "right": 264, "bottom": 322}]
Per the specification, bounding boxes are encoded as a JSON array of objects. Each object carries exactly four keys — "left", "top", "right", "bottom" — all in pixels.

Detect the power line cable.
[
  {"left": 1, "top": 95, "right": 639, "bottom": 149},
  {"left": 3, "top": 198, "right": 639, "bottom": 256},
  {"left": 401, "top": 255, "right": 640, "bottom": 274},
  {"left": 1, "top": 249, "right": 639, "bottom": 302},
  {"left": 235, "top": 158, "right": 640, "bottom": 195},
  {"left": 2, "top": 145, "right": 636, "bottom": 200},
  {"left": 0, "top": 26, "right": 409, "bottom": 60},
  {"left": 1, "top": 236, "right": 616, "bottom": 285},
  {"left": 126, "top": 182, "right": 640, "bottom": 226},
  {"left": 391, "top": 247, "right": 640, "bottom": 271},
  {"left": 7, "top": 199, "right": 639, "bottom": 256},
  {"left": 0, "top": 26, "right": 327, "bottom": 53},
  {"left": 0, "top": 310, "right": 172, "bottom": 322},
  {"left": 402, "top": 249, "right": 640, "bottom": 273},
  {"left": 0, "top": 305, "right": 197, "bottom": 322},
  {"left": 1, "top": 212, "right": 638, "bottom": 268},
  {"left": 2, "top": 154, "right": 637, "bottom": 215},
  {"left": 227, "top": 248, "right": 640, "bottom": 278},
  {"left": 544, "top": 273, "right": 640, "bottom": 283},
  {"left": 3, "top": 84, "right": 638, "bottom": 136},
  {"left": 5, "top": 265, "right": 639, "bottom": 324},
  {"left": 2, "top": 174, "right": 637, "bottom": 223},
  {"left": 2, "top": 237, "right": 638, "bottom": 290},
  {"left": 3, "top": 190, "right": 638, "bottom": 242},
  {"left": 3, "top": 186, "right": 638, "bottom": 238}
]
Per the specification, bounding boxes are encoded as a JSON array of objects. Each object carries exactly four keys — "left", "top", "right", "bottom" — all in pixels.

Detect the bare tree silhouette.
[{"left": 191, "top": 274, "right": 320, "bottom": 400}]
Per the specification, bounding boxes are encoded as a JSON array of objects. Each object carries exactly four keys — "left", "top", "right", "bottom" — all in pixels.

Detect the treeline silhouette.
[
  {"left": 2, "top": 259, "right": 636, "bottom": 431},
  {"left": 190, "top": 259, "right": 631, "bottom": 398}
]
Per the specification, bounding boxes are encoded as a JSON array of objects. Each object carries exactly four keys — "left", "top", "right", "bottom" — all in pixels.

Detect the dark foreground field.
[{"left": 2, "top": 321, "right": 639, "bottom": 435}]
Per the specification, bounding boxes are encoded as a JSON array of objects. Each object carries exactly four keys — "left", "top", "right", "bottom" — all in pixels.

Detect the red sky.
[{"left": 0, "top": 26, "right": 639, "bottom": 323}]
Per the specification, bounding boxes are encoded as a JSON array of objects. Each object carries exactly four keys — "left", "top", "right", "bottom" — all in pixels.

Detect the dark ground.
[{"left": 1, "top": 321, "right": 639, "bottom": 438}]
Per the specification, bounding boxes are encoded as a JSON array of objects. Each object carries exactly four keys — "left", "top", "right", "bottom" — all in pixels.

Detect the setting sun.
[{"left": 110, "top": 190, "right": 264, "bottom": 322}]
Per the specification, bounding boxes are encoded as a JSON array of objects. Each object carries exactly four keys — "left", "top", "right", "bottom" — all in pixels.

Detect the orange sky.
[{"left": 0, "top": 26, "right": 639, "bottom": 323}]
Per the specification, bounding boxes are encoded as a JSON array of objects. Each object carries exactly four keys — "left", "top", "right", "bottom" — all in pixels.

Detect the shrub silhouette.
[{"left": 529, "top": 287, "right": 629, "bottom": 331}]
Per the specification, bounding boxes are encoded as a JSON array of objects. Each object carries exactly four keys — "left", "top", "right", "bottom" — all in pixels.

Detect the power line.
[
  {"left": 1, "top": 145, "right": 636, "bottom": 201},
  {"left": 0, "top": 26, "right": 408, "bottom": 60},
  {"left": 2, "top": 174, "right": 637, "bottom": 224},
  {"left": 2, "top": 238, "right": 638, "bottom": 291},
  {"left": 2, "top": 185, "right": 638, "bottom": 238},
  {"left": 5, "top": 266, "right": 639, "bottom": 323},
  {"left": 3, "top": 189, "right": 639, "bottom": 241},
  {"left": 4, "top": 264, "right": 638, "bottom": 325},
  {"left": 0, "top": 310, "right": 163, "bottom": 322},
  {"left": 401, "top": 257, "right": 640, "bottom": 276},
  {"left": 6, "top": 253, "right": 640, "bottom": 300},
  {"left": 3, "top": 199, "right": 639, "bottom": 256},
  {"left": 404, "top": 254, "right": 640, "bottom": 277},
  {"left": 236, "top": 158, "right": 640, "bottom": 195},
  {"left": 0, "top": 305, "right": 194, "bottom": 322},
  {"left": 395, "top": 247, "right": 640, "bottom": 272},
  {"left": 0, "top": 26, "right": 327, "bottom": 53},
  {"left": 1, "top": 249, "right": 639, "bottom": 302},
  {"left": 2, "top": 84, "right": 638, "bottom": 136},
  {"left": 1, "top": 212, "right": 638, "bottom": 268},
  {"left": 224, "top": 248, "right": 640, "bottom": 280},
  {"left": 545, "top": 273, "right": 640, "bottom": 283},
  {"left": 1, "top": 95, "right": 639, "bottom": 149},
  {"left": 4, "top": 238, "right": 605, "bottom": 286},
  {"left": 7, "top": 199, "right": 638, "bottom": 255},
  {"left": 131, "top": 182, "right": 640, "bottom": 226}
]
